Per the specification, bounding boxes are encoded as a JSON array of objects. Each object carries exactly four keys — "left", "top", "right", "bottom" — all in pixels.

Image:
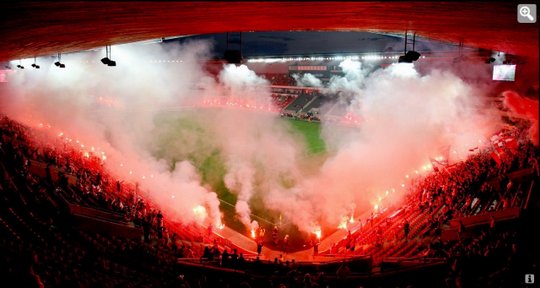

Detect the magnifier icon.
[{"left": 520, "top": 6, "right": 534, "bottom": 21}]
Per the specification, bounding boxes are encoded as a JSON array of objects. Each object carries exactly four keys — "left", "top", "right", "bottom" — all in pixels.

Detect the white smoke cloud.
[
  {"left": 204, "top": 100, "right": 305, "bottom": 228},
  {"left": 1, "top": 39, "right": 505, "bottom": 238},
  {"left": 1, "top": 40, "right": 226, "bottom": 228},
  {"left": 327, "top": 59, "right": 368, "bottom": 96},
  {"left": 261, "top": 60, "right": 503, "bottom": 232},
  {"left": 219, "top": 64, "right": 270, "bottom": 96},
  {"left": 292, "top": 73, "right": 323, "bottom": 87}
]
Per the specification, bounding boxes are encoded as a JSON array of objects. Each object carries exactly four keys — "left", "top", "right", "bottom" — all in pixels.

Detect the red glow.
[
  {"left": 313, "top": 227, "right": 322, "bottom": 240},
  {"left": 503, "top": 91, "right": 539, "bottom": 145}
]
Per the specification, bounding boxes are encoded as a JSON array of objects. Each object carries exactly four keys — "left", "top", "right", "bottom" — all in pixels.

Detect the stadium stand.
[
  {"left": 1, "top": 114, "right": 539, "bottom": 287},
  {"left": 284, "top": 94, "right": 314, "bottom": 114}
]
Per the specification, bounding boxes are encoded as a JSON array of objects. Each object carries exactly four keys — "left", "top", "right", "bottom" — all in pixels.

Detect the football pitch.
[
  {"left": 149, "top": 111, "right": 327, "bottom": 236},
  {"left": 285, "top": 118, "right": 326, "bottom": 155}
]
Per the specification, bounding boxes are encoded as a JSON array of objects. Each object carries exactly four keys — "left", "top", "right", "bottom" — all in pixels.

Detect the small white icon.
[
  {"left": 525, "top": 274, "right": 535, "bottom": 284},
  {"left": 518, "top": 4, "right": 537, "bottom": 23},
  {"left": 520, "top": 6, "right": 534, "bottom": 20}
]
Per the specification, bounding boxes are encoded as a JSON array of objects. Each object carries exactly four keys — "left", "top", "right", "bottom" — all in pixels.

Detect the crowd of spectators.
[
  {"left": 1, "top": 116, "right": 380, "bottom": 288},
  {"left": 425, "top": 226, "right": 534, "bottom": 288},
  {"left": 0, "top": 115, "right": 257, "bottom": 287},
  {"left": 2, "top": 113, "right": 539, "bottom": 288},
  {"left": 324, "top": 121, "right": 539, "bottom": 287},
  {"left": 295, "top": 112, "right": 321, "bottom": 122},
  {"left": 1, "top": 116, "right": 190, "bottom": 287},
  {"left": 262, "top": 73, "right": 296, "bottom": 87}
]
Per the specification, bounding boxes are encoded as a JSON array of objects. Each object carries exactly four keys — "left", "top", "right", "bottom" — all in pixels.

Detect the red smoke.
[{"left": 502, "top": 90, "right": 539, "bottom": 146}]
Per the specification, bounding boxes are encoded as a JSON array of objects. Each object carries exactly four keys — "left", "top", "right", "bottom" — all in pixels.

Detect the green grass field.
[
  {"left": 149, "top": 111, "right": 326, "bottom": 235},
  {"left": 284, "top": 118, "right": 326, "bottom": 155}
]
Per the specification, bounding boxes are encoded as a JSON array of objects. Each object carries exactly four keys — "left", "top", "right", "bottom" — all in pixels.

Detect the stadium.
[{"left": 0, "top": 2, "right": 539, "bottom": 288}]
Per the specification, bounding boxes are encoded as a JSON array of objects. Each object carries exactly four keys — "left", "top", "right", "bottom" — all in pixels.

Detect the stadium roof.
[{"left": 0, "top": 2, "right": 538, "bottom": 62}]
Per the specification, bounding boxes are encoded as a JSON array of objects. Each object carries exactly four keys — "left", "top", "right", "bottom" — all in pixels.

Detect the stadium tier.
[{"left": 1, "top": 112, "right": 538, "bottom": 287}]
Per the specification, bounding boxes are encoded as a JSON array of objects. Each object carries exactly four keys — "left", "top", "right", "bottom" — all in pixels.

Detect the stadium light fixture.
[
  {"left": 398, "top": 50, "right": 421, "bottom": 63},
  {"left": 398, "top": 31, "right": 421, "bottom": 63},
  {"left": 101, "top": 45, "right": 116, "bottom": 67},
  {"left": 15, "top": 59, "right": 24, "bottom": 69},
  {"left": 54, "top": 53, "right": 66, "bottom": 68},
  {"left": 31, "top": 56, "right": 40, "bottom": 69}
]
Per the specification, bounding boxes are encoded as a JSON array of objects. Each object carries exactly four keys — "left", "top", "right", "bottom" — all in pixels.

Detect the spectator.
[
  {"left": 404, "top": 220, "right": 410, "bottom": 239},
  {"left": 257, "top": 239, "right": 263, "bottom": 256},
  {"left": 221, "top": 248, "right": 229, "bottom": 267}
]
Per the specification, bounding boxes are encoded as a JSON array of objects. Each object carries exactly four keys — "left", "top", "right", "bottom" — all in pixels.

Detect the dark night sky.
[{"left": 169, "top": 31, "right": 471, "bottom": 58}]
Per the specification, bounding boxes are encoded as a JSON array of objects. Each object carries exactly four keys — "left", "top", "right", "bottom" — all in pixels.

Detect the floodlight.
[
  {"left": 101, "top": 45, "right": 116, "bottom": 67},
  {"left": 398, "top": 51, "right": 421, "bottom": 63},
  {"left": 55, "top": 53, "right": 66, "bottom": 68}
]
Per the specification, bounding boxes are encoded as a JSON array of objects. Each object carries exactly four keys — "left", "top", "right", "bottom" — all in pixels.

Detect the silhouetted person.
[
  {"left": 231, "top": 248, "right": 238, "bottom": 267},
  {"left": 238, "top": 253, "right": 246, "bottom": 270},
  {"left": 404, "top": 220, "right": 410, "bottom": 239},
  {"left": 221, "top": 249, "right": 229, "bottom": 267},
  {"left": 142, "top": 217, "right": 151, "bottom": 243},
  {"left": 203, "top": 246, "right": 212, "bottom": 261},
  {"left": 257, "top": 239, "right": 263, "bottom": 256}
]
